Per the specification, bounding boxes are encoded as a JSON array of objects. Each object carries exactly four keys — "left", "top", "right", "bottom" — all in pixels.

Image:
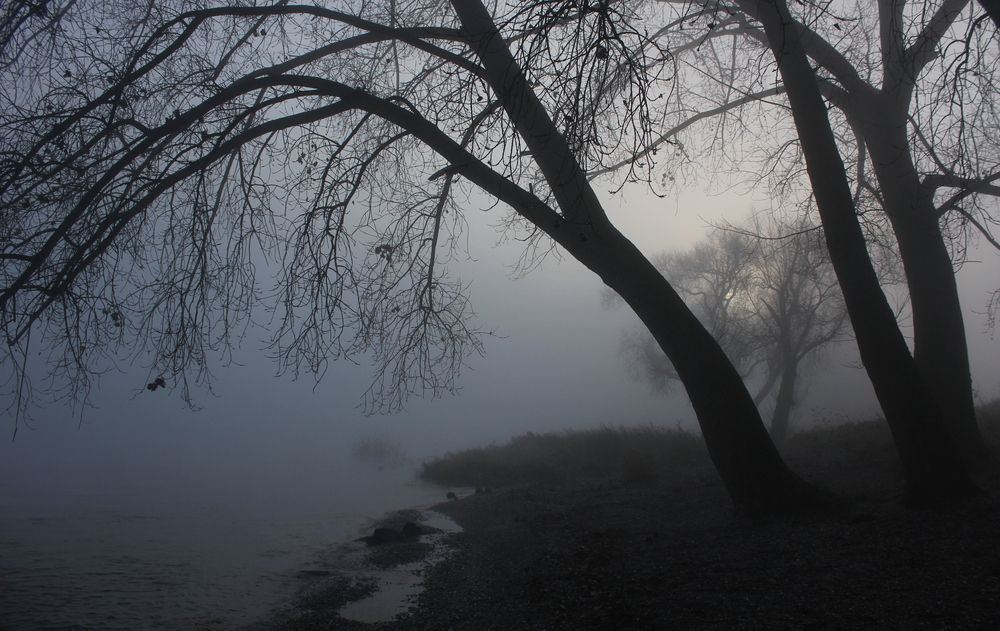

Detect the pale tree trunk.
[
  {"left": 744, "top": 0, "right": 978, "bottom": 505},
  {"left": 451, "top": 0, "right": 836, "bottom": 515},
  {"left": 767, "top": 294, "right": 796, "bottom": 448},
  {"left": 753, "top": 362, "right": 781, "bottom": 406}
]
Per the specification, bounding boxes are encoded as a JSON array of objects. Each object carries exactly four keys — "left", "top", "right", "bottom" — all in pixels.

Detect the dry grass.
[
  {"left": 419, "top": 424, "right": 706, "bottom": 487},
  {"left": 979, "top": 397, "right": 1000, "bottom": 448},
  {"left": 783, "top": 417, "right": 898, "bottom": 463},
  {"left": 419, "top": 399, "right": 1000, "bottom": 489}
]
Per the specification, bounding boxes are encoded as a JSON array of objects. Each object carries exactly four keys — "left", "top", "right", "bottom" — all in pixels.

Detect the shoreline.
[
  {"left": 254, "top": 455, "right": 1000, "bottom": 630},
  {"left": 245, "top": 504, "right": 464, "bottom": 631}
]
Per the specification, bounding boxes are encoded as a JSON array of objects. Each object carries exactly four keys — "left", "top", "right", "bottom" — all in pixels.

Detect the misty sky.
[{"left": 4, "top": 176, "right": 999, "bottom": 501}]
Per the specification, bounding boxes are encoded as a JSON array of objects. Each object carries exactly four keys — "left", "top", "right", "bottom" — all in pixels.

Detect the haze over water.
[
  {"left": 0, "top": 410, "right": 448, "bottom": 629},
  {"left": 0, "top": 220, "right": 680, "bottom": 628}
]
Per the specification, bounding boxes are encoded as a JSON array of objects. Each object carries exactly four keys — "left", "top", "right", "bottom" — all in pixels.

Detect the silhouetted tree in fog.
[
  {"left": 618, "top": 216, "right": 849, "bottom": 447},
  {"left": 568, "top": 0, "right": 987, "bottom": 502},
  {"left": 741, "top": 0, "right": 979, "bottom": 503},
  {"left": 617, "top": 0, "right": 999, "bottom": 471},
  {"left": 0, "top": 1, "right": 839, "bottom": 514},
  {"left": 748, "top": 218, "right": 849, "bottom": 446},
  {"left": 618, "top": 230, "right": 758, "bottom": 394}
]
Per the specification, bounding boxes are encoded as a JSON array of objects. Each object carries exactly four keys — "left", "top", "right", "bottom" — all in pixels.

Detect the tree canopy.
[
  {"left": 1, "top": 0, "right": 679, "bottom": 408},
  {"left": 629, "top": 0, "right": 999, "bottom": 466},
  {"left": 2, "top": 0, "right": 993, "bottom": 509}
]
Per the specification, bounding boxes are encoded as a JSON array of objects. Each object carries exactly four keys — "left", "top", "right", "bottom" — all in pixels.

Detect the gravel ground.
[{"left": 252, "top": 454, "right": 1000, "bottom": 630}]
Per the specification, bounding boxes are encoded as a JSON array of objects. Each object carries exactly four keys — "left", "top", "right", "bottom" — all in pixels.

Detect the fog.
[
  {"left": 2, "top": 183, "right": 944, "bottom": 478},
  {"left": 5, "top": 183, "right": 1000, "bottom": 498},
  {"left": 3, "top": 184, "right": 999, "bottom": 628},
  {"left": 2, "top": 188, "right": 701, "bottom": 493}
]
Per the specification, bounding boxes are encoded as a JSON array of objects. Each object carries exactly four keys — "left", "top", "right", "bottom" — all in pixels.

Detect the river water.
[{"left": 0, "top": 456, "right": 449, "bottom": 630}]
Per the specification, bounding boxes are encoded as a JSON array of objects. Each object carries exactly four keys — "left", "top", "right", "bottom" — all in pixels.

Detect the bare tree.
[
  {"left": 626, "top": 0, "right": 999, "bottom": 469},
  {"left": 767, "top": 0, "right": 997, "bottom": 469},
  {"left": 745, "top": 215, "right": 849, "bottom": 446},
  {"left": 0, "top": 1, "right": 837, "bottom": 514},
  {"left": 744, "top": 0, "right": 978, "bottom": 503},
  {"left": 619, "top": 215, "right": 849, "bottom": 447},
  {"left": 577, "top": 0, "right": 981, "bottom": 501}
]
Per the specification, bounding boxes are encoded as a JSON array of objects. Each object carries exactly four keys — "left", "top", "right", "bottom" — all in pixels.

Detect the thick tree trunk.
[
  {"left": 591, "top": 233, "right": 835, "bottom": 515},
  {"left": 859, "top": 106, "right": 991, "bottom": 470},
  {"left": 978, "top": 0, "right": 1000, "bottom": 30},
  {"left": 452, "top": 0, "right": 836, "bottom": 516},
  {"left": 747, "top": 0, "right": 978, "bottom": 505},
  {"left": 580, "top": 231, "right": 832, "bottom": 516}
]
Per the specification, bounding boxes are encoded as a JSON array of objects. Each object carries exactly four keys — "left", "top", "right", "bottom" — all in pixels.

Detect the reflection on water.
[{"left": 0, "top": 463, "right": 447, "bottom": 630}]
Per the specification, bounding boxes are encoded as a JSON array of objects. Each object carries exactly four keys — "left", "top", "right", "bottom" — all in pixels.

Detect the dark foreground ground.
[{"left": 256, "top": 446, "right": 1000, "bottom": 630}]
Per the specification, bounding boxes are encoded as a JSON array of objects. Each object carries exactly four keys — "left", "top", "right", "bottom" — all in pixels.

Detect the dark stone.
[
  {"left": 358, "top": 527, "right": 405, "bottom": 546},
  {"left": 401, "top": 521, "right": 422, "bottom": 538}
]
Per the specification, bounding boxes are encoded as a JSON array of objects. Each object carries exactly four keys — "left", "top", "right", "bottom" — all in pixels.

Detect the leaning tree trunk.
[
  {"left": 746, "top": 0, "right": 978, "bottom": 505},
  {"left": 858, "top": 103, "right": 991, "bottom": 470},
  {"left": 578, "top": 230, "right": 832, "bottom": 516},
  {"left": 451, "top": 0, "right": 835, "bottom": 516}
]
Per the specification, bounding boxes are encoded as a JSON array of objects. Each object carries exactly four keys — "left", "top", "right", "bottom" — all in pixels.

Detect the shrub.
[{"left": 782, "top": 418, "right": 897, "bottom": 464}]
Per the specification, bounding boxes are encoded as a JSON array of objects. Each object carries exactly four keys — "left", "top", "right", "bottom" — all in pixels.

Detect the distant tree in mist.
[
  {"left": 619, "top": 216, "right": 849, "bottom": 447},
  {"left": 617, "top": 229, "right": 758, "bottom": 394}
]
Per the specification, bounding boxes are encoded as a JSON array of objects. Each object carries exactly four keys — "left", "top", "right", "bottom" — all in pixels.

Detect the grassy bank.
[
  {"left": 419, "top": 424, "right": 706, "bottom": 488},
  {"left": 978, "top": 396, "right": 1000, "bottom": 442},
  {"left": 277, "top": 403, "right": 1000, "bottom": 630},
  {"left": 419, "top": 399, "right": 1000, "bottom": 489}
]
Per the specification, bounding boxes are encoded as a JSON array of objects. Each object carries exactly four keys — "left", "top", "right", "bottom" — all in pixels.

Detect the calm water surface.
[{"left": 0, "top": 461, "right": 446, "bottom": 630}]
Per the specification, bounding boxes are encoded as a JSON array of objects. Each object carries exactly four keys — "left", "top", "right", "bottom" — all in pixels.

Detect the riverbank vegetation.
[
  {"left": 420, "top": 425, "right": 705, "bottom": 488},
  {"left": 420, "top": 400, "right": 1000, "bottom": 490}
]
